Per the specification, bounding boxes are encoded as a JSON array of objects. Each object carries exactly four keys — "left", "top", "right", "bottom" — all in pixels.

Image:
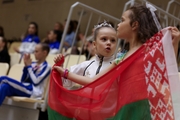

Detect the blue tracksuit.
[{"left": 0, "top": 61, "right": 51, "bottom": 105}]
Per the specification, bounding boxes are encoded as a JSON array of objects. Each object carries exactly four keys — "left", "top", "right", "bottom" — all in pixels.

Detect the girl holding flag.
[
  {"left": 50, "top": 3, "right": 180, "bottom": 120},
  {"left": 48, "top": 21, "right": 118, "bottom": 119}
]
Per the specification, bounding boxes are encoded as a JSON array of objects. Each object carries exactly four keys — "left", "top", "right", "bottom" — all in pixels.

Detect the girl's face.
[
  {"left": 117, "top": 10, "right": 133, "bottom": 41},
  {"left": 48, "top": 31, "right": 56, "bottom": 42},
  {"left": 34, "top": 44, "right": 46, "bottom": 61},
  {"left": 28, "top": 24, "right": 36, "bottom": 35},
  {"left": 94, "top": 27, "right": 117, "bottom": 57}
]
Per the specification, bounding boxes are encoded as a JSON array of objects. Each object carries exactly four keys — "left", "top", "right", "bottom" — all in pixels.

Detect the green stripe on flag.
[
  {"left": 48, "top": 99, "right": 151, "bottom": 120},
  {"left": 107, "top": 99, "right": 151, "bottom": 120},
  {"left": 48, "top": 106, "right": 73, "bottom": 120}
]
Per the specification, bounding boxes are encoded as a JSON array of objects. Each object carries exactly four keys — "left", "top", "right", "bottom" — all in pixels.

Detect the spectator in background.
[
  {"left": 43, "top": 30, "right": 60, "bottom": 54},
  {"left": 0, "top": 36, "right": 10, "bottom": 65},
  {"left": 0, "top": 26, "right": 4, "bottom": 37},
  {"left": 73, "top": 20, "right": 85, "bottom": 48},
  {"left": 63, "top": 20, "right": 75, "bottom": 51},
  {"left": 14, "top": 22, "right": 40, "bottom": 54},
  {"left": 82, "top": 28, "right": 95, "bottom": 60},
  {"left": 54, "top": 22, "right": 63, "bottom": 42}
]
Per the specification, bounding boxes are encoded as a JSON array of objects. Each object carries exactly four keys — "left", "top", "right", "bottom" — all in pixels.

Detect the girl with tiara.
[{"left": 48, "top": 21, "right": 118, "bottom": 119}]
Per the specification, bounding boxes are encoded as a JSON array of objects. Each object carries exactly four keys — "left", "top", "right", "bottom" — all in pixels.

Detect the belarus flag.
[{"left": 48, "top": 28, "right": 180, "bottom": 120}]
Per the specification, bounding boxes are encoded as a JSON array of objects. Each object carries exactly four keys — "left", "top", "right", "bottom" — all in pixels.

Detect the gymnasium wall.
[{"left": 0, "top": 0, "right": 171, "bottom": 40}]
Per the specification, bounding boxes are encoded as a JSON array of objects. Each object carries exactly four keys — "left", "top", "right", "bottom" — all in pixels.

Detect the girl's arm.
[{"left": 54, "top": 62, "right": 116, "bottom": 85}]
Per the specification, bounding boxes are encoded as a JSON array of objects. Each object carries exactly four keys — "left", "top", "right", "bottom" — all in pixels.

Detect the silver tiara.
[{"left": 94, "top": 20, "right": 113, "bottom": 30}]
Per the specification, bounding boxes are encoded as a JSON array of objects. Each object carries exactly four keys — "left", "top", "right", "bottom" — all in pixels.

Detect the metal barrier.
[
  {"left": 166, "top": 0, "right": 180, "bottom": 26},
  {"left": 59, "top": 1, "right": 180, "bottom": 68},
  {"left": 166, "top": 0, "right": 180, "bottom": 17}
]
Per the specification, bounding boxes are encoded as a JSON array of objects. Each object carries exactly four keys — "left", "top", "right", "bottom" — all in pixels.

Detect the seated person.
[
  {"left": 14, "top": 22, "right": 40, "bottom": 54},
  {"left": 54, "top": 22, "right": 63, "bottom": 42},
  {"left": 0, "top": 43, "right": 51, "bottom": 105},
  {"left": 0, "top": 36, "right": 10, "bottom": 65},
  {"left": 63, "top": 20, "right": 75, "bottom": 51},
  {"left": 82, "top": 28, "right": 95, "bottom": 59},
  {"left": 43, "top": 30, "right": 60, "bottom": 54}
]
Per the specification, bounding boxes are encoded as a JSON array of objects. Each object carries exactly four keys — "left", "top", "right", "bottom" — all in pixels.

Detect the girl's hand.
[
  {"left": 54, "top": 54, "right": 63, "bottom": 64},
  {"left": 168, "top": 27, "right": 180, "bottom": 58},
  {"left": 168, "top": 27, "right": 180, "bottom": 45},
  {"left": 53, "top": 66, "right": 65, "bottom": 76},
  {"left": 24, "top": 54, "right": 32, "bottom": 66}
]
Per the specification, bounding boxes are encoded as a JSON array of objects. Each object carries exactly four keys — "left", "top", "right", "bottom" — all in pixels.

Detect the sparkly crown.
[{"left": 94, "top": 20, "right": 113, "bottom": 30}]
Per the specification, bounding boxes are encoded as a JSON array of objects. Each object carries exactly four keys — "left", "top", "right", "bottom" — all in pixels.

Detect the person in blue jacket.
[{"left": 0, "top": 43, "right": 51, "bottom": 105}]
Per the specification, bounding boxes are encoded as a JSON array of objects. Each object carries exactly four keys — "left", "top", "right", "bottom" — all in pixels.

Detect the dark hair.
[
  {"left": 64, "top": 19, "right": 75, "bottom": 34},
  {"left": 94, "top": 21, "right": 116, "bottom": 41},
  {"left": 0, "top": 36, "right": 8, "bottom": 50},
  {"left": 177, "top": 24, "right": 180, "bottom": 30},
  {"left": 128, "top": 4, "right": 160, "bottom": 43},
  {"left": 108, "top": 21, "right": 115, "bottom": 28},
  {"left": 53, "top": 30, "right": 62, "bottom": 41},
  {"left": 73, "top": 20, "right": 78, "bottom": 29},
  {"left": 39, "top": 43, "right": 50, "bottom": 55},
  {"left": 0, "top": 26, "right": 4, "bottom": 37},
  {"left": 27, "top": 22, "right": 39, "bottom": 36}
]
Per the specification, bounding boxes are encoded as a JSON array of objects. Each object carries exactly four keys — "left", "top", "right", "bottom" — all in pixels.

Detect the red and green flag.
[{"left": 48, "top": 28, "right": 180, "bottom": 120}]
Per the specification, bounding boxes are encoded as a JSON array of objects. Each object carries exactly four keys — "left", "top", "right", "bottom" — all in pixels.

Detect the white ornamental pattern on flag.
[{"left": 144, "top": 32, "right": 174, "bottom": 120}]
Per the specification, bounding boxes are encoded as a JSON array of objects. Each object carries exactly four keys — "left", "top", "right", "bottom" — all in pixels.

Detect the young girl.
[
  {"left": 57, "top": 21, "right": 117, "bottom": 86},
  {"left": 63, "top": 20, "right": 76, "bottom": 51},
  {"left": 14, "top": 22, "right": 40, "bottom": 54},
  {"left": 51, "top": 4, "right": 180, "bottom": 120},
  {"left": 54, "top": 22, "right": 63, "bottom": 42},
  {"left": 48, "top": 21, "right": 118, "bottom": 119}
]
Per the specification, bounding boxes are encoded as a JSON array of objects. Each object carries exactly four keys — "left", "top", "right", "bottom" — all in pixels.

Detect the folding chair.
[
  {"left": 8, "top": 42, "right": 21, "bottom": 53},
  {"left": 9, "top": 53, "right": 21, "bottom": 67},
  {"left": 7, "top": 64, "right": 24, "bottom": 81},
  {"left": 0, "top": 63, "right": 9, "bottom": 76}
]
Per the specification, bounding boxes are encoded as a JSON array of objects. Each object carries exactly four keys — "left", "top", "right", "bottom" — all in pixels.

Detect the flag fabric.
[{"left": 48, "top": 28, "right": 180, "bottom": 120}]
